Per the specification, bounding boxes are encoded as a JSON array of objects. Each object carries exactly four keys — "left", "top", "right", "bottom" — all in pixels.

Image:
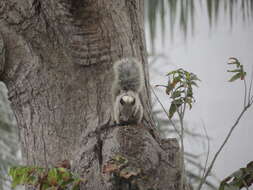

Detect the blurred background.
[
  {"left": 145, "top": 0, "right": 253, "bottom": 189},
  {"left": 0, "top": 0, "right": 253, "bottom": 190}
]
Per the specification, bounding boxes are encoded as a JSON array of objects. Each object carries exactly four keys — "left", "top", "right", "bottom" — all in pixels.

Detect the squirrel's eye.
[{"left": 120, "top": 98, "right": 125, "bottom": 105}]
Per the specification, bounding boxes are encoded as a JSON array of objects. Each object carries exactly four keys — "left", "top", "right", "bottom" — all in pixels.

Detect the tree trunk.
[{"left": 0, "top": 0, "right": 184, "bottom": 189}]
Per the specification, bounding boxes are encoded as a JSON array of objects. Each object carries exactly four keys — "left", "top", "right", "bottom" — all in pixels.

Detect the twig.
[
  {"left": 243, "top": 79, "right": 247, "bottom": 107},
  {"left": 152, "top": 85, "right": 188, "bottom": 190},
  {"left": 197, "top": 103, "right": 251, "bottom": 190},
  {"left": 248, "top": 70, "right": 253, "bottom": 104},
  {"left": 151, "top": 86, "right": 181, "bottom": 137},
  {"left": 179, "top": 111, "right": 185, "bottom": 190},
  {"left": 178, "top": 89, "right": 187, "bottom": 190}
]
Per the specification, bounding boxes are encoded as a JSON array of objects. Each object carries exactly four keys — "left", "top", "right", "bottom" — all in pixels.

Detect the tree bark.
[{"left": 0, "top": 0, "right": 184, "bottom": 189}]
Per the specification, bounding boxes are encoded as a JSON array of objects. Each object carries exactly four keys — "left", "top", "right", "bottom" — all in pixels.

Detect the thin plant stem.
[
  {"left": 178, "top": 91, "right": 187, "bottom": 190},
  {"left": 243, "top": 79, "right": 247, "bottom": 107},
  {"left": 151, "top": 86, "right": 181, "bottom": 137},
  {"left": 179, "top": 111, "right": 185, "bottom": 190},
  {"left": 197, "top": 103, "right": 251, "bottom": 190},
  {"left": 248, "top": 70, "right": 253, "bottom": 103}
]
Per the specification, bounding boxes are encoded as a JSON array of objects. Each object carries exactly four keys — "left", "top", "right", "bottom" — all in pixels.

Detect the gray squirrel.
[{"left": 112, "top": 58, "right": 144, "bottom": 124}]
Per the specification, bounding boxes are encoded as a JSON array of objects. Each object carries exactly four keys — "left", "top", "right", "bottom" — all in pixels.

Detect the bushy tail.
[{"left": 113, "top": 58, "right": 144, "bottom": 93}]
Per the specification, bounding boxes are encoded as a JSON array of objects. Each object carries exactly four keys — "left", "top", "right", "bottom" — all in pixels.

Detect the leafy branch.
[
  {"left": 219, "top": 161, "right": 253, "bottom": 190},
  {"left": 154, "top": 57, "right": 253, "bottom": 190},
  {"left": 156, "top": 68, "right": 200, "bottom": 190},
  {"left": 9, "top": 162, "right": 86, "bottom": 190},
  {"left": 197, "top": 58, "right": 253, "bottom": 190}
]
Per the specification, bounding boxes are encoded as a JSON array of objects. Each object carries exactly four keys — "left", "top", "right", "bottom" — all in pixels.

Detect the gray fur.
[{"left": 112, "top": 58, "right": 144, "bottom": 124}]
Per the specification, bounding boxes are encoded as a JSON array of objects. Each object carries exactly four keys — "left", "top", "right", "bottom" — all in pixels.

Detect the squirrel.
[{"left": 112, "top": 58, "right": 144, "bottom": 124}]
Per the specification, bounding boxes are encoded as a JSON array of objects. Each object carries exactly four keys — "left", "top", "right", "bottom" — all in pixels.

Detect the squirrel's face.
[
  {"left": 120, "top": 95, "right": 135, "bottom": 105},
  {"left": 118, "top": 95, "right": 137, "bottom": 123},
  {"left": 114, "top": 91, "right": 143, "bottom": 124}
]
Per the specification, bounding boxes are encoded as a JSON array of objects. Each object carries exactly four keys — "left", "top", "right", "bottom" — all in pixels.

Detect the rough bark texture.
[{"left": 0, "top": 0, "right": 184, "bottom": 189}]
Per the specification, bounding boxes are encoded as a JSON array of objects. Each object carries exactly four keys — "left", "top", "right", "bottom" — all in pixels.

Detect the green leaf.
[
  {"left": 219, "top": 161, "right": 253, "bottom": 190},
  {"left": 185, "top": 98, "right": 193, "bottom": 109},
  {"left": 224, "top": 184, "right": 240, "bottom": 190},
  {"left": 186, "top": 88, "right": 193, "bottom": 98},
  {"left": 42, "top": 183, "right": 50, "bottom": 190},
  {"left": 168, "top": 103, "right": 177, "bottom": 119},
  {"left": 48, "top": 168, "right": 58, "bottom": 178},
  {"left": 166, "top": 83, "right": 174, "bottom": 95},
  {"left": 171, "top": 91, "right": 182, "bottom": 99},
  {"left": 9, "top": 167, "right": 29, "bottom": 188},
  {"left": 190, "top": 74, "right": 201, "bottom": 81},
  {"left": 169, "top": 99, "right": 183, "bottom": 118},
  {"left": 61, "top": 171, "right": 71, "bottom": 182},
  {"left": 228, "top": 72, "right": 243, "bottom": 82},
  {"left": 11, "top": 175, "right": 21, "bottom": 188},
  {"left": 227, "top": 69, "right": 242, "bottom": 73},
  {"left": 72, "top": 179, "right": 82, "bottom": 190},
  {"left": 48, "top": 168, "right": 59, "bottom": 186},
  {"left": 167, "top": 70, "right": 178, "bottom": 76},
  {"left": 26, "top": 176, "right": 38, "bottom": 185},
  {"left": 190, "top": 81, "right": 199, "bottom": 87}
]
